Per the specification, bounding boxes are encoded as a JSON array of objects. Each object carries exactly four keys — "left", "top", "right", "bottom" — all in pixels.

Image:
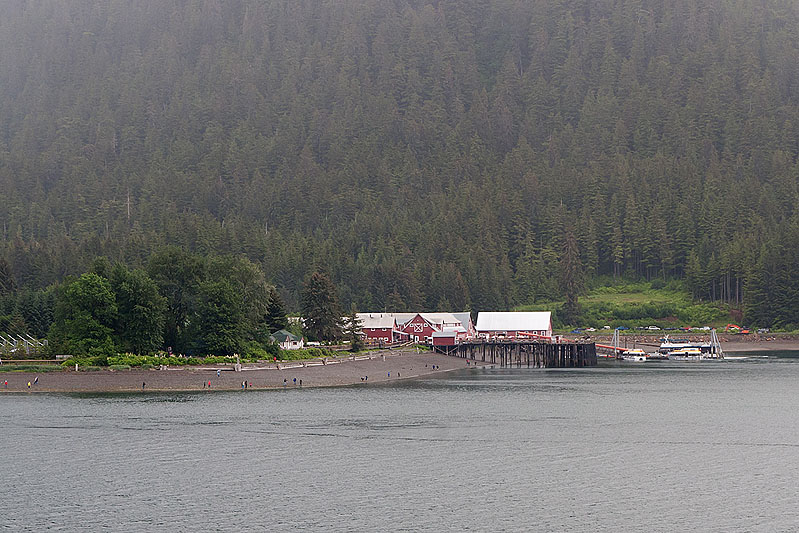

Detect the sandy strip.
[{"left": 0, "top": 350, "right": 486, "bottom": 394}]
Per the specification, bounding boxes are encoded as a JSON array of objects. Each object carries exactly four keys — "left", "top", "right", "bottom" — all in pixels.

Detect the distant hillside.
[{"left": 1, "top": 1, "right": 799, "bottom": 325}]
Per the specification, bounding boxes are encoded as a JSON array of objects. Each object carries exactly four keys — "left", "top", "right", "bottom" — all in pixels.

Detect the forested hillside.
[{"left": 2, "top": 1, "right": 799, "bottom": 325}]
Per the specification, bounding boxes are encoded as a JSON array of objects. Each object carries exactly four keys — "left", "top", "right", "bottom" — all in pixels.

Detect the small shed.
[{"left": 270, "top": 330, "right": 305, "bottom": 350}]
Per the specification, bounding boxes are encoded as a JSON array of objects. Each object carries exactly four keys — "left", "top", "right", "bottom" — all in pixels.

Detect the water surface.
[{"left": 3, "top": 353, "right": 799, "bottom": 531}]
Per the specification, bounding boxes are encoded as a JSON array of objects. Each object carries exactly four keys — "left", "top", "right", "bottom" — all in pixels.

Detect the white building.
[{"left": 475, "top": 312, "right": 553, "bottom": 339}]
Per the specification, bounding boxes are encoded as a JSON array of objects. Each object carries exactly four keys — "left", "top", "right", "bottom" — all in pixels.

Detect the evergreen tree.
[
  {"left": 0, "top": 258, "right": 16, "bottom": 297},
  {"left": 264, "top": 287, "right": 289, "bottom": 333},
  {"left": 301, "top": 272, "right": 342, "bottom": 341},
  {"left": 559, "top": 227, "right": 584, "bottom": 325},
  {"left": 345, "top": 304, "right": 364, "bottom": 352}
]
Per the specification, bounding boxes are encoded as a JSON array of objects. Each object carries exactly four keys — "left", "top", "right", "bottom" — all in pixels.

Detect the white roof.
[
  {"left": 357, "top": 312, "right": 463, "bottom": 328},
  {"left": 451, "top": 312, "right": 473, "bottom": 330},
  {"left": 475, "top": 312, "right": 552, "bottom": 332},
  {"left": 420, "top": 313, "right": 461, "bottom": 325},
  {"left": 390, "top": 313, "right": 418, "bottom": 326},
  {"left": 356, "top": 313, "right": 396, "bottom": 329}
]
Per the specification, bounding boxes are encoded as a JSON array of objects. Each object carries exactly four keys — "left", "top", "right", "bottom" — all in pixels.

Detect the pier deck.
[{"left": 444, "top": 341, "right": 597, "bottom": 368}]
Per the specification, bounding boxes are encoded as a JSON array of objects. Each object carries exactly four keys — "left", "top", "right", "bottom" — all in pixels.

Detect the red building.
[
  {"left": 356, "top": 313, "right": 408, "bottom": 343},
  {"left": 401, "top": 314, "right": 437, "bottom": 343}
]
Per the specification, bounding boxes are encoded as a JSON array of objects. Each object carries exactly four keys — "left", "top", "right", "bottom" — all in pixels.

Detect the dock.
[{"left": 446, "top": 341, "right": 597, "bottom": 368}]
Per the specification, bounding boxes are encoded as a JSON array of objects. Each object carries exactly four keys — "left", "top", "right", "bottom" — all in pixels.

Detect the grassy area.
[
  {"left": 517, "top": 280, "right": 732, "bottom": 330},
  {"left": 0, "top": 364, "right": 62, "bottom": 372}
]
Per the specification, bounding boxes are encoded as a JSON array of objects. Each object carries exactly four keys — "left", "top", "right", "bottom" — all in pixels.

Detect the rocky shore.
[{"left": 0, "top": 349, "right": 482, "bottom": 393}]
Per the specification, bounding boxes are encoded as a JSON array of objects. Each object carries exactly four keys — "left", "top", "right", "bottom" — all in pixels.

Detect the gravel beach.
[{"left": 0, "top": 350, "right": 482, "bottom": 393}]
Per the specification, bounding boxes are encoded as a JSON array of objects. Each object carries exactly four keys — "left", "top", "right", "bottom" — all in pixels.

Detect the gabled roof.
[
  {"left": 391, "top": 313, "right": 418, "bottom": 326},
  {"left": 271, "top": 329, "right": 301, "bottom": 343},
  {"left": 451, "top": 312, "right": 473, "bottom": 330},
  {"left": 419, "top": 313, "right": 460, "bottom": 325},
  {"left": 432, "top": 326, "right": 466, "bottom": 338},
  {"left": 475, "top": 312, "right": 552, "bottom": 332},
  {"left": 355, "top": 313, "right": 397, "bottom": 329}
]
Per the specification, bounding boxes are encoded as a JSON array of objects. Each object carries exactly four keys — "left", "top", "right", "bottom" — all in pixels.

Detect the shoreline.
[
  {"left": 0, "top": 349, "right": 484, "bottom": 394},
  {"left": 2, "top": 337, "right": 797, "bottom": 394}
]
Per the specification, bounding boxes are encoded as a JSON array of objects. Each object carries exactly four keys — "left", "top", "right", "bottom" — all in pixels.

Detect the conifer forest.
[{"left": 3, "top": 0, "right": 799, "bottom": 341}]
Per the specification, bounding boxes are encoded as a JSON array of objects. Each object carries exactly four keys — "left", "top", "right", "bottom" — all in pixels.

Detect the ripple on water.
[{"left": 4, "top": 356, "right": 799, "bottom": 530}]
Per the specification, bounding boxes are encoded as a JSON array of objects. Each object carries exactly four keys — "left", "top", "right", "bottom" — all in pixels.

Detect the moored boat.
[
  {"left": 621, "top": 348, "right": 648, "bottom": 362},
  {"left": 667, "top": 347, "right": 703, "bottom": 361}
]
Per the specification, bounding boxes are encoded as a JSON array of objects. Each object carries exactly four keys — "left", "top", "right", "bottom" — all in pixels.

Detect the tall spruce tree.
[
  {"left": 559, "top": 227, "right": 584, "bottom": 325},
  {"left": 345, "top": 304, "right": 364, "bottom": 352},
  {"left": 301, "top": 272, "right": 342, "bottom": 342},
  {"left": 264, "top": 287, "right": 289, "bottom": 333}
]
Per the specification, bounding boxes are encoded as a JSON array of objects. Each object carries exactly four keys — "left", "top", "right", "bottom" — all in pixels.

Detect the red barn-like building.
[{"left": 356, "top": 313, "right": 408, "bottom": 343}]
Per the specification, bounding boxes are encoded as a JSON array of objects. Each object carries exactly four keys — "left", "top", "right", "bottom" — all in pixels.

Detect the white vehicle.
[{"left": 647, "top": 325, "right": 660, "bottom": 331}]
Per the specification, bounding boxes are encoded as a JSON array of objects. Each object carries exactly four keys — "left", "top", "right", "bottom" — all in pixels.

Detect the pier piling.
[{"left": 448, "top": 341, "right": 597, "bottom": 368}]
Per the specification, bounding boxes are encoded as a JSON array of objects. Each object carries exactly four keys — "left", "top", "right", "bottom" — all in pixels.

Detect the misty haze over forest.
[{"left": 2, "top": 1, "right": 799, "bottom": 326}]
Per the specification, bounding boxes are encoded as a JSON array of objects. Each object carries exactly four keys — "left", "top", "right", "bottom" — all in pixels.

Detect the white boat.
[
  {"left": 667, "top": 347, "right": 704, "bottom": 361},
  {"left": 659, "top": 336, "right": 711, "bottom": 354},
  {"left": 660, "top": 331, "right": 725, "bottom": 360},
  {"left": 621, "top": 348, "right": 648, "bottom": 362}
]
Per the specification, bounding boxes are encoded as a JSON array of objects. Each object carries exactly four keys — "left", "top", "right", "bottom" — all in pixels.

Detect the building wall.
[
  {"left": 479, "top": 329, "right": 551, "bottom": 339},
  {"left": 432, "top": 337, "right": 456, "bottom": 346},
  {"left": 401, "top": 315, "right": 437, "bottom": 343},
  {"left": 364, "top": 327, "right": 393, "bottom": 342}
]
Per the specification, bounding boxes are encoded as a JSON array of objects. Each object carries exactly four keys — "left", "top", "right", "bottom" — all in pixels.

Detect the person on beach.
[
  {"left": 299, "top": 379, "right": 302, "bottom": 387},
  {"left": 142, "top": 382, "right": 146, "bottom": 390},
  {"left": 34, "top": 376, "right": 38, "bottom": 385},
  {"left": 283, "top": 378, "right": 287, "bottom": 388},
  {"left": 27, "top": 381, "right": 31, "bottom": 389},
  {"left": 293, "top": 377, "right": 296, "bottom": 385},
  {"left": 217, "top": 369, "right": 221, "bottom": 377},
  {"left": 4, "top": 380, "right": 7, "bottom": 388},
  {"left": 208, "top": 380, "right": 211, "bottom": 388}
]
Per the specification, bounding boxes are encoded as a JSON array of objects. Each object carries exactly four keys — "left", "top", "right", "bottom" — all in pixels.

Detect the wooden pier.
[{"left": 445, "top": 341, "right": 597, "bottom": 368}]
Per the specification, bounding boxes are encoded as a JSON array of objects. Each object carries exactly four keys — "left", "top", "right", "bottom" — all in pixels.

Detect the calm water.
[{"left": 3, "top": 353, "right": 799, "bottom": 531}]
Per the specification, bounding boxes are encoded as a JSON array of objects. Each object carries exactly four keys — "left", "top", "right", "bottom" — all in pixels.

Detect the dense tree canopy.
[
  {"left": 302, "top": 272, "right": 342, "bottom": 341},
  {"left": 1, "top": 1, "right": 799, "bottom": 325}
]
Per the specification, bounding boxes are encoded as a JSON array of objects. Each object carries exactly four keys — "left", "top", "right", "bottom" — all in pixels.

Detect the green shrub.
[
  {"left": 0, "top": 364, "right": 61, "bottom": 372},
  {"left": 278, "top": 347, "right": 336, "bottom": 360}
]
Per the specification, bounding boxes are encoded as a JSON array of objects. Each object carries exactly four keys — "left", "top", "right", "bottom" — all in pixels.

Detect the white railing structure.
[{"left": 709, "top": 328, "right": 724, "bottom": 359}]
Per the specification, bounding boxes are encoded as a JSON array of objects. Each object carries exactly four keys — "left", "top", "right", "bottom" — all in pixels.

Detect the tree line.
[
  {"left": 0, "top": 246, "right": 365, "bottom": 358},
  {"left": 1, "top": 1, "right": 799, "bottom": 327}
]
